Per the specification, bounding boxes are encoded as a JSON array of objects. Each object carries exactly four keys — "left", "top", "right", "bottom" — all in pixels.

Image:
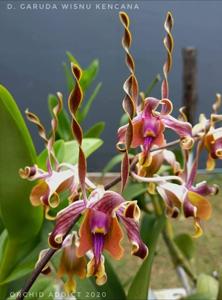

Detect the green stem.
[
  {"left": 144, "top": 74, "right": 161, "bottom": 97},
  {"left": 162, "top": 221, "right": 197, "bottom": 283},
  {"left": 150, "top": 195, "right": 197, "bottom": 283}
]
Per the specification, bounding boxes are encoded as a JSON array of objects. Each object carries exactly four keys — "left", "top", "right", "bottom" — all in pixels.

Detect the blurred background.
[{"left": 0, "top": 0, "right": 222, "bottom": 170}]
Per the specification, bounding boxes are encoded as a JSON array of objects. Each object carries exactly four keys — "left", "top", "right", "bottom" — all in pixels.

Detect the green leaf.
[
  {"left": 183, "top": 293, "right": 211, "bottom": 300},
  {"left": 144, "top": 74, "right": 161, "bottom": 97},
  {"left": 63, "top": 62, "right": 74, "bottom": 93},
  {"left": 0, "top": 85, "right": 43, "bottom": 291},
  {"left": 63, "top": 139, "right": 103, "bottom": 165},
  {"left": 0, "top": 230, "right": 8, "bottom": 262},
  {"left": 75, "top": 278, "right": 101, "bottom": 300},
  {"left": 174, "top": 233, "right": 195, "bottom": 260},
  {"left": 94, "top": 256, "right": 126, "bottom": 300},
  {"left": 48, "top": 94, "right": 72, "bottom": 141},
  {"left": 66, "top": 52, "right": 99, "bottom": 92},
  {"left": 78, "top": 82, "right": 102, "bottom": 123},
  {"left": 103, "top": 153, "right": 134, "bottom": 174},
  {"left": 80, "top": 59, "right": 99, "bottom": 92},
  {"left": 66, "top": 51, "right": 80, "bottom": 66},
  {"left": 123, "top": 182, "right": 148, "bottom": 201},
  {"left": 120, "top": 113, "right": 128, "bottom": 126},
  {"left": 85, "top": 122, "right": 105, "bottom": 138},
  {"left": 0, "top": 261, "right": 35, "bottom": 286},
  {"left": 0, "top": 85, "right": 43, "bottom": 241},
  {"left": 103, "top": 154, "right": 124, "bottom": 174},
  {"left": 196, "top": 273, "right": 219, "bottom": 300},
  {"left": 38, "top": 138, "right": 103, "bottom": 168},
  {"left": 75, "top": 256, "right": 126, "bottom": 300},
  {"left": 0, "top": 221, "right": 54, "bottom": 286},
  {"left": 127, "top": 213, "right": 166, "bottom": 300},
  {"left": 0, "top": 218, "right": 4, "bottom": 234},
  {"left": 7, "top": 277, "right": 56, "bottom": 300}
]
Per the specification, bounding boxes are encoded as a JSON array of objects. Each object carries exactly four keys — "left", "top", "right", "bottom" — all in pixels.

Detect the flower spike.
[
  {"left": 25, "top": 92, "right": 63, "bottom": 171},
  {"left": 48, "top": 92, "right": 63, "bottom": 160},
  {"left": 68, "top": 63, "right": 87, "bottom": 200},
  {"left": 118, "top": 11, "right": 139, "bottom": 191},
  {"left": 161, "top": 11, "right": 174, "bottom": 100},
  {"left": 25, "top": 109, "right": 48, "bottom": 145}
]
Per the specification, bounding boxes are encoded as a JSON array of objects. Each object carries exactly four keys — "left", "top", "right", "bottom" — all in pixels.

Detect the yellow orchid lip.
[
  {"left": 93, "top": 227, "right": 106, "bottom": 234},
  {"left": 144, "top": 129, "right": 156, "bottom": 138}
]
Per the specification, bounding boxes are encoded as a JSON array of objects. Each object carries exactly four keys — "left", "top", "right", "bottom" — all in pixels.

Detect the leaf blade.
[
  {"left": 127, "top": 213, "right": 166, "bottom": 300},
  {"left": 84, "top": 122, "right": 105, "bottom": 138}
]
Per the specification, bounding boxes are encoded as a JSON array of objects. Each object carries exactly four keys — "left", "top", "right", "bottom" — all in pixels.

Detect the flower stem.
[
  {"left": 150, "top": 194, "right": 197, "bottom": 284},
  {"left": 162, "top": 225, "right": 197, "bottom": 283}
]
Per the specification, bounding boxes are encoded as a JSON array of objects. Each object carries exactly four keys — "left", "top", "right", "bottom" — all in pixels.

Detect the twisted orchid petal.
[
  {"left": 117, "top": 202, "right": 148, "bottom": 259},
  {"left": 19, "top": 164, "right": 48, "bottom": 181}
]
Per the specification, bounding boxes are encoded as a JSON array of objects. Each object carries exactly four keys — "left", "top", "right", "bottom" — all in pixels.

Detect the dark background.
[{"left": 1, "top": 0, "right": 222, "bottom": 171}]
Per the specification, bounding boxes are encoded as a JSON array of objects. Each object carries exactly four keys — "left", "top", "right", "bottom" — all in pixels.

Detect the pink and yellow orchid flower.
[
  {"left": 132, "top": 140, "right": 217, "bottom": 237},
  {"left": 204, "top": 127, "right": 222, "bottom": 170},
  {"left": 156, "top": 147, "right": 218, "bottom": 237},
  {"left": 117, "top": 97, "right": 193, "bottom": 162},
  {"left": 19, "top": 163, "right": 95, "bottom": 219},
  {"left": 49, "top": 188, "right": 148, "bottom": 285},
  {"left": 192, "top": 94, "right": 222, "bottom": 170},
  {"left": 156, "top": 180, "right": 217, "bottom": 237}
]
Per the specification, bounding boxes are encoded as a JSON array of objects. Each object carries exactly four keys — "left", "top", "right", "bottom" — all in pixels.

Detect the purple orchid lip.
[
  {"left": 89, "top": 209, "right": 110, "bottom": 235},
  {"left": 92, "top": 233, "right": 105, "bottom": 268},
  {"left": 143, "top": 136, "right": 154, "bottom": 153}
]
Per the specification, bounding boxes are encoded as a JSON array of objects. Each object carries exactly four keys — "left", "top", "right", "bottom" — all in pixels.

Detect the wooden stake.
[{"left": 182, "top": 47, "right": 198, "bottom": 124}]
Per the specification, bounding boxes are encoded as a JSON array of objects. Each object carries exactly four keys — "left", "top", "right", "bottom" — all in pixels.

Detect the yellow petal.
[
  {"left": 206, "top": 154, "right": 215, "bottom": 171},
  {"left": 187, "top": 191, "right": 212, "bottom": 220},
  {"left": 64, "top": 277, "right": 76, "bottom": 294},
  {"left": 87, "top": 257, "right": 107, "bottom": 285},
  {"left": 192, "top": 219, "right": 203, "bottom": 239}
]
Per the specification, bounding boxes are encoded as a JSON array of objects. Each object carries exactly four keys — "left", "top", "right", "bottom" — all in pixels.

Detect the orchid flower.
[
  {"left": 137, "top": 147, "right": 181, "bottom": 177},
  {"left": 117, "top": 97, "right": 193, "bottom": 164},
  {"left": 48, "top": 188, "right": 148, "bottom": 285},
  {"left": 156, "top": 143, "right": 218, "bottom": 237},
  {"left": 37, "top": 233, "right": 87, "bottom": 294},
  {"left": 19, "top": 163, "right": 95, "bottom": 220},
  {"left": 57, "top": 233, "right": 87, "bottom": 293},
  {"left": 193, "top": 94, "right": 222, "bottom": 170}
]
